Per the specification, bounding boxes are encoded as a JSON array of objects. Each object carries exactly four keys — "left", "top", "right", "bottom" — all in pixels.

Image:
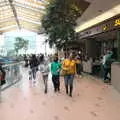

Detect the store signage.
[
  {"left": 114, "top": 18, "right": 120, "bottom": 26},
  {"left": 103, "top": 25, "right": 108, "bottom": 31},
  {"left": 79, "top": 15, "right": 120, "bottom": 38}
]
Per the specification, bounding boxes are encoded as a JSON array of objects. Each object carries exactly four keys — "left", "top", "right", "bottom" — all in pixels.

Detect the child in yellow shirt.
[{"left": 62, "top": 54, "right": 76, "bottom": 97}]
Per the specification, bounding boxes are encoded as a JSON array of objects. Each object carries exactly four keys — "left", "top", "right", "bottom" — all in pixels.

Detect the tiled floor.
[{"left": 0, "top": 67, "right": 120, "bottom": 120}]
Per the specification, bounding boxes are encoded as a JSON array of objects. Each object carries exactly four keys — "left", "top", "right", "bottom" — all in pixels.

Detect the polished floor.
[{"left": 0, "top": 67, "right": 120, "bottom": 120}]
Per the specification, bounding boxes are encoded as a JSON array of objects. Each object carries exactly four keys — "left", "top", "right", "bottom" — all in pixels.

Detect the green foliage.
[
  {"left": 7, "top": 49, "right": 16, "bottom": 57},
  {"left": 23, "top": 40, "right": 29, "bottom": 53},
  {"left": 14, "top": 37, "right": 29, "bottom": 55},
  {"left": 41, "top": 0, "right": 81, "bottom": 49}
]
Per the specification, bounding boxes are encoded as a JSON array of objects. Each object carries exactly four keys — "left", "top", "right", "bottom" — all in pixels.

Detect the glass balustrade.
[{"left": 0, "top": 62, "right": 22, "bottom": 91}]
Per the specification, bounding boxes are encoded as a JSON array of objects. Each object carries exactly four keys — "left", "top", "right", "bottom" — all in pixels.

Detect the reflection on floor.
[{"left": 0, "top": 67, "right": 120, "bottom": 120}]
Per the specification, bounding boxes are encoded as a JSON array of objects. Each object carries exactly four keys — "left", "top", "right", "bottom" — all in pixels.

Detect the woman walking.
[
  {"left": 75, "top": 56, "right": 81, "bottom": 78},
  {"left": 29, "top": 54, "right": 39, "bottom": 80},
  {"left": 62, "top": 54, "right": 76, "bottom": 97}
]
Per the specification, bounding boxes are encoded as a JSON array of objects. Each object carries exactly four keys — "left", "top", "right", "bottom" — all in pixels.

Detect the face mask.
[{"left": 54, "top": 60, "right": 58, "bottom": 62}]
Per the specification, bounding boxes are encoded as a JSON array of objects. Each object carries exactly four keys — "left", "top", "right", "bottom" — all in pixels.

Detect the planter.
[{"left": 111, "top": 62, "right": 120, "bottom": 93}]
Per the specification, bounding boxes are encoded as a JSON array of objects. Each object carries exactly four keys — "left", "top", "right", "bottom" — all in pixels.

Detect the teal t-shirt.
[
  {"left": 104, "top": 52, "right": 113, "bottom": 68},
  {"left": 51, "top": 61, "right": 61, "bottom": 75}
]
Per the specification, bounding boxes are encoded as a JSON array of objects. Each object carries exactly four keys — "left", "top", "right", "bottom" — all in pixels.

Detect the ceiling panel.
[
  {"left": 76, "top": 0, "right": 120, "bottom": 31},
  {"left": 0, "top": 0, "right": 9, "bottom": 7},
  {"left": 0, "top": 0, "right": 47, "bottom": 33},
  {"left": 0, "top": 20, "right": 16, "bottom": 28},
  {"left": 0, "top": 16, "right": 15, "bottom": 23},
  {"left": 0, "top": 25, "right": 17, "bottom": 33},
  {"left": 20, "top": 20, "right": 40, "bottom": 27}
]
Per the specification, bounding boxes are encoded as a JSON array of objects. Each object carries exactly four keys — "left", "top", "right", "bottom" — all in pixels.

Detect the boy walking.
[{"left": 51, "top": 57, "right": 61, "bottom": 92}]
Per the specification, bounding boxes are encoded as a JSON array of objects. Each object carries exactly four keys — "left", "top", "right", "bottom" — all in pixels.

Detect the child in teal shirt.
[{"left": 51, "top": 57, "right": 61, "bottom": 92}]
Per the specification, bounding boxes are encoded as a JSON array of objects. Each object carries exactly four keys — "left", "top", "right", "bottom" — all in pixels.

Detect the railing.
[
  {"left": 0, "top": 62, "right": 23, "bottom": 102},
  {"left": 0, "top": 62, "right": 22, "bottom": 102}
]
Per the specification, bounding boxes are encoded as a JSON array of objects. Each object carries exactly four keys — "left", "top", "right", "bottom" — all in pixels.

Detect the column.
[
  {"left": 117, "top": 31, "right": 120, "bottom": 61},
  {"left": 85, "top": 39, "right": 97, "bottom": 58}
]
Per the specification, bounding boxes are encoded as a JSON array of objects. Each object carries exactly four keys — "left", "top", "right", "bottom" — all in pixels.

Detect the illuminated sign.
[
  {"left": 103, "top": 25, "right": 107, "bottom": 31},
  {"left": 79, "top": 15, "right": 120, "bottom": 38},
  {"left": 114, "top": 18, "right": 120, "bottom": 26}
]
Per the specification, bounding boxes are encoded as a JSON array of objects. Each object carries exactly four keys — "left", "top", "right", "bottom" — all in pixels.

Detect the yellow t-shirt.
[
  {"left": 76, "top": 59, "right": 81, "bottom": 64},
  {"left": 62, "top": 59, "right": 76, "bottom": 75}
]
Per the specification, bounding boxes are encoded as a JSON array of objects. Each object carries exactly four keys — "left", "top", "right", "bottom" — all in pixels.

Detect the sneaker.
[
  {"left": 69, "top": 94, "right": 72, "bottom": 97},
  {"left": 44, "top": 89, "right": 47, "bottom": 94},
  {"left": 104, "top": 80, "right": 109, "bottom": 83},
  {"left": 54, "top": 88, "right": 57, "bottom": 92}
]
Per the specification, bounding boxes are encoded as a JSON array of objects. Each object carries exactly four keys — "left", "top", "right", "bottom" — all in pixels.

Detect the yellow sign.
[
  {"left": 114, "top": 18, "right": 120, "bottom": 26},
  {"left": 103, "top": 25, "right": 107, "bottom": 31}
]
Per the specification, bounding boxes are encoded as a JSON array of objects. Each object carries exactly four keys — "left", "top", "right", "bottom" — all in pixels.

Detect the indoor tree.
[
  {"left": 23, "top": 40, "right": 29, "bottom": 54},
  {"left": 14, "top": 37, "right": 29, "bottom": 55},
  {"left": 41, "top": 0, "right": 82, "bottom": 50}
]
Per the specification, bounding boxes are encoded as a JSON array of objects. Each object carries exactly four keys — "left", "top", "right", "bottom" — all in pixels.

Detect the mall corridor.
[{"left": 0, "top": 67, "right": 120, "bottom": 120}]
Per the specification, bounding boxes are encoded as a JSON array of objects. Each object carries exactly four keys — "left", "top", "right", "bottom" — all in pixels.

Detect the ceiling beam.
[
  {"left": 8, "top": 0, "right": 21, "bottom": 29},
  {"left": 0, "top": 25, "right": 17, "bottom": 31},
  {"left": 0, "top": 22, "right": 16, "bottom": 28},
  {"left": 18, "top": 14, "right": 41, "bottom": 22},
  {"left": 16, "top": 8, "right": 42, "bottom": 17},
  {"left": 18, "top": 17, "right": 41, "bottom": 25},
  {"left": 20, "top": 26, "right": 40, "bottom": 33},
  {"left": 0, "top": 1, "right": 9, "bottom": 7},
  {"left": 14, "top": 1, "right": 45, "bottom": 13},
  {"left": 24, "top": 0, "right": 49, "bottom": 6},
  {"left": 0, "top": 17, "right": 15, "bottom": 23},
  {"left": 0, "top": 14, "right": 14, "bottom": 20}
]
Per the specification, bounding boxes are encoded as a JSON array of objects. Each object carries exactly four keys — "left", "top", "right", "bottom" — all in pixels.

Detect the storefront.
[
  {"left": 78, "top": 14, "right": 120, "bottom": 92},
  {"left": 78, "top": 15, "right": 120, "bottom": 74},
  {"left": 78, "top": 14, "right": 120, "bottom": 59}
]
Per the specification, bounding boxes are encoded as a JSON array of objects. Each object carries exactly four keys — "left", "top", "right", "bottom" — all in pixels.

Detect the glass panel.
[{"left": 0, "top": 63, "right": 22, "bottom": 91}]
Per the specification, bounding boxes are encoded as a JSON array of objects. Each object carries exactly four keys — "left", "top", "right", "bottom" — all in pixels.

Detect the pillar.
[
  {"left": 117, "top": 31, "right": 120, "bottom": 61},
  {"left": 85, "top": 39, "right": 97, "bottom": 58}
]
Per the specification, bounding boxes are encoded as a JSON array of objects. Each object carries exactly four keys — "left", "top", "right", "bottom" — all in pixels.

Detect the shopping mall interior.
[{"left": 0, "top": 0, "right": 120, "bottom": 120}]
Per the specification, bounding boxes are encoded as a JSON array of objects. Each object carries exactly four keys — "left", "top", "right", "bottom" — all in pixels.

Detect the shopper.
[
  {"left": 39, "top": 60, "right": 49, "bottom": 93},
  {"left": 29, "top": 54, "right": 39, "bottom": 80},
  {"left": 62, "top": 54, "right": 76, "bottom": 97},
  {"left": 24, "top": 55, "right": 29, "bottom": 67},
  {"left": 103, "top": 51, "right": 113, "bottom": 83},
  {"left": 0, "top": 63, "right": 6, "bottom": 86},
  {"left": 51, "top": 57, "right": 61, "bottom": 92},
  {"left": 75, "top": 56, "right": 81, "bottom": 78}
]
